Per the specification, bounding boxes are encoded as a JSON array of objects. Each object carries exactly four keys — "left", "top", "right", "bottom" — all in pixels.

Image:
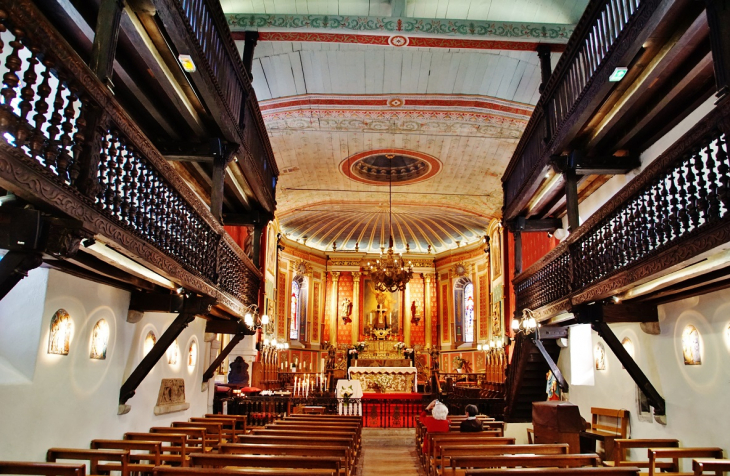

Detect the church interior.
[{"left": 1, "top": 0, "right": 730, "bottom": 474}]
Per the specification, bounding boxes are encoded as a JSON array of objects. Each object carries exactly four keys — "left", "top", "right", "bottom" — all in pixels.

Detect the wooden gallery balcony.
[{"left": 0, "top": 0, "right": 277, "bottom": 316}]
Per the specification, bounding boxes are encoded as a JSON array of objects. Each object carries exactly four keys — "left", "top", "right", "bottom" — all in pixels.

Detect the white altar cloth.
[
  {"left": 336, "top": 379, "right": 363, "bottom": 415},
  {"left": 347, "top": 366, "right": 418, "bottom": 393}
]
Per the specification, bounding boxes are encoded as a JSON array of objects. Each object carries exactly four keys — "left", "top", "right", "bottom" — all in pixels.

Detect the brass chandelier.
[{"left": 368, "top": 156, "right": 413, "bottom": 293}]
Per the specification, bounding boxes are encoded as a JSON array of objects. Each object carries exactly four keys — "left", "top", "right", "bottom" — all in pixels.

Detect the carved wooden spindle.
[
  {"left": 15, "top": 47, "right": 39, "bottom": 149},
  {"left": 668, "top": 169, "right": 682, "bottom": 239},
  {"left": 96, "top": 132, "right": 110, "bottom": 206},
  {"left": 0, "top": 30, "right": 24, "bottom": 134},
  {"left": 704, "top": 136, "right": 721, "bottom": 221},
  {"left": 45, "top": 82, "right": 66, "bottom": 174},
  {"left": 30, "top": 60, "right": 53, "bottom": 161},
  {"left": 68, "top": 90, "right": 86, "bottom": 186},
  {"left": 56, "top": 87, "right": 78, "bottom": 184},
  {"left": 715, "top": 131, "right": 729, "bottom": 214}
]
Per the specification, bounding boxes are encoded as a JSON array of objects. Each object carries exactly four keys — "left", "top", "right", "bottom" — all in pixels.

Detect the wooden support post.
[
  {"left": 242, "top": 31, "right": 259, "bottom": 77},
  {"left": 90, "top": 0, "right": 124, "bottom": 88},
  {"left": 537, "top": 44, "right": 552, "bottom": 93},
  {"left": 210, "top": 139, "right": 236, "bottom": 222},
  {"left": 704, "top": 0, "right": 730, "bottom": 98},
  {"left": 251, "top": 223, "right": 263, "bottom": 268},
  {"left": 0, "top": 250, "right": 43, "bottom": 301},
  {"left": 565, "top": 170, "right": 580, "bottom": 232},
  {"left": 119, "top": 294, "right": 215, "bottom": 412},
  {"left": 202, "top": 331, "right": 247, "bottom": 383}
]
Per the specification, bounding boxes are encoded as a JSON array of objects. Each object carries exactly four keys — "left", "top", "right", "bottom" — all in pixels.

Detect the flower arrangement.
[
  {"left": 354, "top": 341, "right": 367, "bottom": 352},
  {"left": 394, "top": 342, "right": 406, "bottom": 351},
  {"left": 340, "top": 385, "right": 354, "bottom": 403}
]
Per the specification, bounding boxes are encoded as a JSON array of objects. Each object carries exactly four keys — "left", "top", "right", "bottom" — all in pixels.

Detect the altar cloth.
[{"left": 348, "top": 366, "right": 417, "bottom": 393}]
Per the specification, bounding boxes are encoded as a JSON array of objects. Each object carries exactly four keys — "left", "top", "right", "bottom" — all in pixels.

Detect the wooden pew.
[
  {"left": 426, "top": 434, "right": 513, "bottom": 475},
  {"left": 149, "top": 427, "right": 209, "bottom": 454},
  {"left": 692, "top": 458, "right": 730, "bottom": 475},
  {"left": 170, "top": 421, "right": 224, "bottom": 447},
  {"left": 189, "top": 417, "right": 242, "bottom": 443},
  {"left": 124, "top": 432, "right": 189, "bottom": 466},
  {"left": 0, "top": 461, "right": 86, "bottom": 476},
  {"left": 463, "top": 468, "right": 642, "bottom": 476},
  {"left": 580, "top": 408, "right": 629, "bottom": 461},
  {"left": 46, "top": 449, "right": 130, "bottom": 476},
  {"left": 220, "top": 443, "right": 350, "bottom": 476},
  {"left": 447, "top": 421, "right": 505, "bottom": 436},
  {"left": 648, "top": 448, "right": 725, "bottom": 476},
  {"left": 189, "top": 453, "right": 341, "bottom": 474},
  {"left": 90, "top": 439, "right": 162, "bottom": 473},
  {"left": 153, "top": 467, "right": 336, "bottom": 476},
  {"left": 204, "top": 414, "right": 247, "bottom": 433},
  {"left": 236, "top": 435, "right": 358, "bottom": 467},
  {"left": 604, "top": 439, "right": 680, "bottom": 469},
  {"left": 437, "top": 444, "right": 569, "bottom": 476},
  {"left": 251, "top": 428, "right": 360, "bottom": 453},
  {"left": 446, "top": 454, "right": 601, "bottom": 476}
]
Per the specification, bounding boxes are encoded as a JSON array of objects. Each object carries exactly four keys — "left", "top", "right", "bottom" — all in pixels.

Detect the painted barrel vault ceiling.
[{"left": 226, "top": 0, "right": 586, "bottom": 254}]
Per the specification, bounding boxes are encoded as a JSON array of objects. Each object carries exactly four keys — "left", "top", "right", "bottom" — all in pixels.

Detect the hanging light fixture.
[{"left": 368, "top": 155, "right": 413, "bottom": 293}]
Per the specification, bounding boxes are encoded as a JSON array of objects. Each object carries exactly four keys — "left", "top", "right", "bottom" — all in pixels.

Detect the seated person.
[
  {"left": 459, "top": 404, "right": 483, "bottom": 432},
  {"left": 421, "top": 400, "right": 450, "bottom": 454}
]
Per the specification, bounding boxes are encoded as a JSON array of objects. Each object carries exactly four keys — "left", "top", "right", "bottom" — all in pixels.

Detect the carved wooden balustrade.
[
  {"left": 0, "top": 0, "right": 261, "bottom": 314},
  {"left": 502, "top": 0, "right": 664, "bottom": 217},
  {"left": 514, "top": 96, "right": 730, "bottom": 318},
  {"left": 160, "top": 0, "right": 277, "bottom": 208}
]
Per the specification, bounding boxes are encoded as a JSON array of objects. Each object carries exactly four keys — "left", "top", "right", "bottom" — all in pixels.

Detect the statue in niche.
[
  {"left": 341, "top": 298, "right": 353, "bottom": 324},
  {"left": 411, "top": 300, "right": 419, "bottom": 323},
  {"left": 228, "top": 356, "right": 250, "bottom": 385}
]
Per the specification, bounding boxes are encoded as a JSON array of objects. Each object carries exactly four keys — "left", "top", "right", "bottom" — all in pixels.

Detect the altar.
[{"left": 348, "top": 366, "right": 417, "bottom": 393}]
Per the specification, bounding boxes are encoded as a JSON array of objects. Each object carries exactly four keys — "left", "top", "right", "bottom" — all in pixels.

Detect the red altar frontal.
[{"left": 361, "top": 392, "right": 423, "bottom": 428}]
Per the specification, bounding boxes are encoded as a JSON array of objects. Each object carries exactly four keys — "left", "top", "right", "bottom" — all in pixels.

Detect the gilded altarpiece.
[
  {"left": 277, "top": 272, "right": 287, "bottom": 339},
  {"left": 478, "top": 274, "right": 488, "bottom": 340}
]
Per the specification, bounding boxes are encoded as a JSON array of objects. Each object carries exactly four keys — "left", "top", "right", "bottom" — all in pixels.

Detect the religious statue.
[
  {"left": 228, "top": 356, "right": 249, "bottom": 385},
  {"left": 411, "top": 300, "right": 420, "bottom": 324},
  {"left": 341, "top": 298, "right": 353, "bottom": 324}
]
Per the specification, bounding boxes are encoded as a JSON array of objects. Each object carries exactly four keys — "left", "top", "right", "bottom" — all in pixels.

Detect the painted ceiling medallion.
[
  {"left": 387, "top": 35, "right": 409, "bottom": 47},
  {"left": 340, "top": 149, "right": 441, "bottom": 186},
  {"left": 387, "top": 97, "right": 404, "bottom": 107}
]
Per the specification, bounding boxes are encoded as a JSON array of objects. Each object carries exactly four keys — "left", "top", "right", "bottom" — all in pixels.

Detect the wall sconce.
[
  {"left": 477, "top": 336, "right": 508, "bottom": 354},
  {"left": 242, "top": 304, "right": 272, "bottom": 334},
  {"left": 512, "top": 308, "right": 538, "bottom": 335}
]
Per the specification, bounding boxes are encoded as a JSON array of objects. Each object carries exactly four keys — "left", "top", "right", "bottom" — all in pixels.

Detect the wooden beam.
[
  {"left": 537, "top": 44, "right": 552, "bottom": 94},
  {"left": 514, "top": 231, "right": 523, "bottom": 276},
  {"left": 205, "top": 319, "right": 249, "bottom": 335},
  {"left": 202, "top": 331, "right": 247, "bottom": 383},
  {"left": 532, "top": 338, "right": 568, "bottom": 391},
  {"left": 506, "top": 217, "right": 562, "bottom": 232},
  {"left": 0, "top": 251, "right": 43, "bottom": 301},
  {"left": 564, "top": 170, "right": 580, "bottom": 232},
  {"left": 129, "top": 292, "right": 216, "bottom": 313},
  {"left": 89, "top": 0, "right": 123, "bottom": 86},
  {"left": 704, "top": 0, "right": 730, "bottom": 98},
  {"left": 119, "top": 311, "right": 196, "bottom": 410}
]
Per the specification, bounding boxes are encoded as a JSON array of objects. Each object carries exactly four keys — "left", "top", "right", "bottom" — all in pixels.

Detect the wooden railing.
[
  {"left": 165, "top": 0, "right": 278, "bottom": 207},
  {"left": 502, "top": 0, "right": 656, "bottom": 215},
  {"left": 514, "top": 96, "right": 730, "bottom": 316},
  {"left": 0, "top": 0, "right": 261, "bottom": 314}
]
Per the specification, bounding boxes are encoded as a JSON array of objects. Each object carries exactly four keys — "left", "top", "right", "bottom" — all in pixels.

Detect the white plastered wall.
[
  {"left": 0, "top": 268, "right": 210, "bottom": 461},
  {"left": 558, "top": 288, "right": 730, "bottom": 462}
]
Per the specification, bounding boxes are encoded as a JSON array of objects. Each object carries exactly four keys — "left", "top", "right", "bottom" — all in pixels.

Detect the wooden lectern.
[{"left": 532, "top": 401, "right": 586, "bottom": 453}]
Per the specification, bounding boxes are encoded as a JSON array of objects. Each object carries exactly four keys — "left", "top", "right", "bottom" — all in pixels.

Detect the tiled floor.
[{"left": 354, "top": 428, "right": 426, "bottom": 476}]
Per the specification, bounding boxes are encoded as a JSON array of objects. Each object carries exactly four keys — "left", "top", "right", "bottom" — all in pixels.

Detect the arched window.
[
  {"left": 290, "top": 276, "right": 308, "bottom": 341},
  {"left": 453, "top": 277, "right": 474, "bottom": 344}
]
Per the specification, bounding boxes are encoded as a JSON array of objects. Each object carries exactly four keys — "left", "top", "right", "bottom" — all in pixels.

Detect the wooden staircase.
[{"left": 503, "top": 333, "right": 562, "bottom": 422}]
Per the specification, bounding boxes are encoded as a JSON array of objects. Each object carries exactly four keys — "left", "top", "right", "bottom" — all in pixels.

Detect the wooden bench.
[
  {"left": 580, "top": 408, "right": 629, "bottom": 461},
  {"left": 124, "top": 432, "right": 190, "bottom": 466},
  {"left": 204, "top": 414, "right": 247, "bottom": 433},
  {"left": 220, "top": 443, "right": 351, "bottom": 476},
  {"left": 149, "top": 427, "right": 209, "bottom": 453},
  {"left": 0, "top": 461, "right": 86, "bottom": 476},
  {"left": 189, "top": 417, "right": 242, "bottom": 443},
  {"left": 463, "top": 468, "right": 642, "bottom": 476},
  {"left": 448, "top": 421, "right": 505, "bottom": 435},
  {"left": 692, "top": 458, "right": 730, "bottom": 475},
  {"left": 170, "top": 421, "right": 224, "bottom": 447},
  {"left": 153, "top": 467, "right": 336, "bottom": 476},
  {"left": 90, "top": 439, "right": 162, "bottom": 473},
  {"left": 603, "top": 439, "right": 680, "bottom": 469},
  {"left": 235, "top": 435, "right": 358, "bottom": 466},
  {"left": 427, "top": 434, "right": 514, "bottom": 475},
  {"left": 189, "top": 453, "right": 342, "bottom": 474},
  {"left": 437, "top": 445, "right": 569, "bottom": 476},
  {"left": 648, "top": 448, "right": 725, "bottom": 476},
  {"left": 446, "top": 454, "right": 601, "bottom": 476},
  {"left": 251, "top": 428, "right": 360, "bottom": 453},
  {"left": 46, "top": 449, "right": 130, "bottom": 476}
]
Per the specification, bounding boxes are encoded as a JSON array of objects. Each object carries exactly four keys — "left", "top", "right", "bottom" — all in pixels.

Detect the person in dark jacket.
[{"left": 459, "top": 404, "right": 483, "bottom": 432}]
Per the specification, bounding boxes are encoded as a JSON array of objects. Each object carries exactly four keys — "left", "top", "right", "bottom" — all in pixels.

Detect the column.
[
  {"left": 329, "top": 272, "right": 340, "bottom": 346},
  {"left": 404, "top": 282, "right": 411, "bottom": 347},
  {"left": 351, "top": 272, "right": 361, "bottom": 344},
  {"left": 425, "top": 273, "right": 434, "bottom": 348}
]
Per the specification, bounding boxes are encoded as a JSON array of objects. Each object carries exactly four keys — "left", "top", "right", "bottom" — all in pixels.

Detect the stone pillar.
[
  {"left": 329, "top": 272, "right": 340, "bottom": 346},
  {"left": 425, "top": 273, "right": 434, "bottom": 348},
  {"left": 352, "top": 272, "right": 361, "bottom": 344}
]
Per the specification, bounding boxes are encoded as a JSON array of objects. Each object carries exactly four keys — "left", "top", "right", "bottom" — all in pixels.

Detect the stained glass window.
[
  {"left": 464, "top": 283, "right": 474, "bottom": 343},
  {"left": 290, "top": 280, "right": 300, "bottom": 340}
]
